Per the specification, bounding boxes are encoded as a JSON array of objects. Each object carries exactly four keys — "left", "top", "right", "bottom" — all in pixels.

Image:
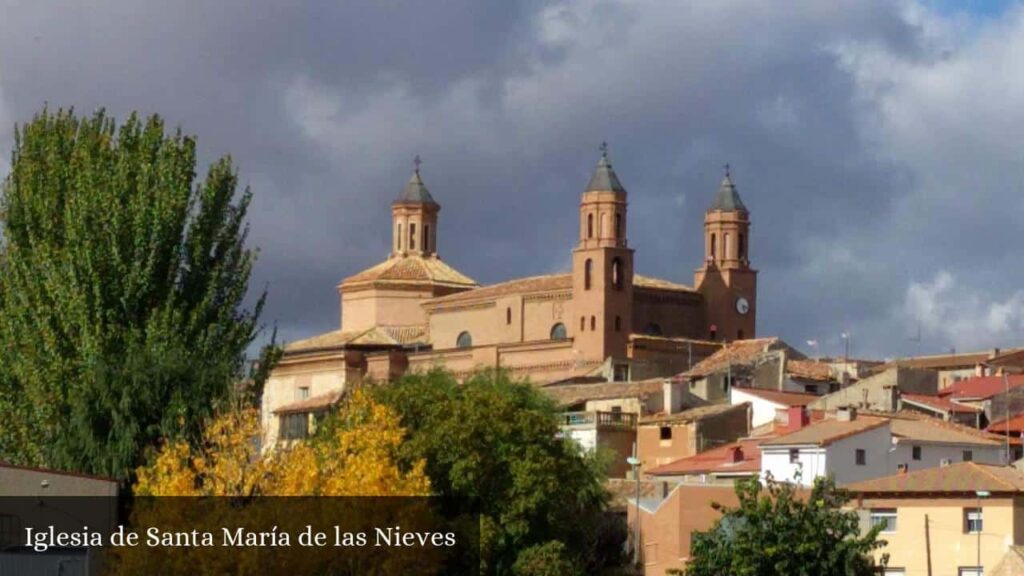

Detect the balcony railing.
[{"left": 561, "top": 411, "right": 637, "bottom": 429}]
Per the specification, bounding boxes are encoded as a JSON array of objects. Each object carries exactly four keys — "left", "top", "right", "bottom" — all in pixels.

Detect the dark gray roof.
[
  {"left": 708, "top": 174, "right": 746, "bottom": 212},
  {"left": 586, "top": 154, "right": 626, "bottom": 193},
  {"left": 396, "top": 171, "right": 438, "bottom": 204}
]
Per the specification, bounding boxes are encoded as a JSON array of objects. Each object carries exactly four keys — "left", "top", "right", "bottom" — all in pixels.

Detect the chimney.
[
  {"left": 787, "top": 406, "right": 810, "bottom": 430},
  {"left": 728, "top": 446, "right": 744, "bottom": 463},
  {"left": 837, "top": 406, "right": 857, "bottom": 422},
  {"left": 897, "top": 463, "right": 908, "bottom": 474},
  {"left": 663, "top": 379, "right": 683, "bottom": 414}
]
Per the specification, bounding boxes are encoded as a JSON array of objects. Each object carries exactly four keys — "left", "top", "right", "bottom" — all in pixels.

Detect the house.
[
  {"left": 939, "top": 374, "right": 1024, "bottom": 427},
  {"left": 876, "top": 347, "right": 1018, "bottom": 390},
  {"left": 808, "top": 366, "right": 938, "bottom": 413},
  {"left": 730, "top": 386, "right": 818, "bottom": 427},
  {"left": 847, "top": 462, "right": 1024, "bottom": 576},
  {"left": 760, "top": 408, "right": 1006, "bottom": 486},
  {"left": 899, "top": 393, "right": 983, "bottom": 427},
  {"left": 985, "top": 413, "right": 1024, "bottom": 461},
  {"left": 637, "top": 403, "right": 750, "bottom": 471},
  {"left": 627, "top": 483, "right": 742, "bottom": 576},
  {"left": 644, "top": 438, "right": 764, "bottom": 485}
]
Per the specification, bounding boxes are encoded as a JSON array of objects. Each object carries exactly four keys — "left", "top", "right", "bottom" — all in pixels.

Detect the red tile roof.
[
  {"left": 760, "top": 416, "right": 889, "bottom": 447},
  {"left": 676, "top": 338, "right": 781, "bottom": 378},
  {"left": 847, "top": 462, "right": 1024, "bottom": 495},
  {"left": 646, "top": 438, "right": 764, "bottom": 477},
  {"left": 988, "top": 414, "right": 1024, "bottom": 434},
  {"left": 938, "top": 375, "right": 1024, "bottom": 400},
  {"left": 901, "top": 393, "right": 983, "bottom": 414},
  {"left": 786, "top": 359, "right": 833, "bottom": 382},
  {"left": 732, "top": 387, "right": 819, "bottom": 407}
]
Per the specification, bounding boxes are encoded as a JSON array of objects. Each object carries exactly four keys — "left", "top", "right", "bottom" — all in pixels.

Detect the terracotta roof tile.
[
  {"left": 647, "top": 438, "right": 763, "bottom": 476},
  {"left": 675, "top": 338, "right": 781, "bottom": 379},
  {"left": 341, "top": 255, "right": 477, "bottom": 289},
  {"left": 901, "top": 393, "right": 982, "bottom": 414},
  {"left": 632, "top": 274, "right": 696, "bottom": 292},
  {"left": 988, "top": 413, "right": 1024, "bottom": 434},
  {"left": 786, "top": 359, "right": 833, "bottom": 382},
  {"left": 543, "top": 378, "right": 708, "bottom": 409},
  {"left": 938, "top": 375, "right": 1024, "bottom": 400},
  {"left": 847, "top": 462, "right": 1024, "bottom": 494},
  {"left": 889, "top": 416, "right": 1000, "bottom": 446},
  {"left": 760, "top": 416, "right": 888, "bottom": 447},
  {"left": 425, "top": 273, "right": 572, "bottom": 306},
  {"left": 878, "top": 348, "right": 1022, "bottom": 372},
  {"left": 285, "top": 326, "right": 400, "bottom": 352},
  {"left": 732, "top": 387, "right": 819, "bottom": 407},
  {"left": 639, "top": 403, "right": 748, "bottom": 426},
  {"left": 272, "top": 390, "right": 344, "bottom": 415}
]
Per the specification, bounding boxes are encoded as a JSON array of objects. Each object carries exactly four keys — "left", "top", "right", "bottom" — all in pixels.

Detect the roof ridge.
[{"left": 971, "top": 461, "right": 1019, "bottom": 491}]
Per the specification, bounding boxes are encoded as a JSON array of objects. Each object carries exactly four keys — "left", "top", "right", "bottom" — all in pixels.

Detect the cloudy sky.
[{"left": 1, "top": 0, "right": 1022, "bottom": 360}]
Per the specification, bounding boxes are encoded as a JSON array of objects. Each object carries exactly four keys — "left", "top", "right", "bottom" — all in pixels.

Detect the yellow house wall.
[{"left": 855, "top": 496, "right": 1020, "bottom": 575}]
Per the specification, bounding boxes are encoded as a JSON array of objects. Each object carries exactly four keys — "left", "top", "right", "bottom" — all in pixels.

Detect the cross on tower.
[
  {"left": 599, "top": 141, "right": 608, "bottom": 159},
  {"left": 413, "top": 154, "right": 423, "bottom": 175},
  {"left": 723, "top": 163, "right": 731, "bottom": 178}
]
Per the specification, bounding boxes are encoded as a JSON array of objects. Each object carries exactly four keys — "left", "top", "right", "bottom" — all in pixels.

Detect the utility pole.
[
  {"left": 627, "top": 444, "right": 641, "bottom": 567},
  {"left": 1005, "top": 372, "right": 1011, "bottom": 464},
  {"left": 924, "top": 514, "right": 932, "bottom": 576}
]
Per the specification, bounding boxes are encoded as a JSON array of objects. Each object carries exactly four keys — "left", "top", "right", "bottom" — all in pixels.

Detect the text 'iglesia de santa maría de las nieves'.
[{"left": 262, "top": 151, "right": 758, "bottom": 445}]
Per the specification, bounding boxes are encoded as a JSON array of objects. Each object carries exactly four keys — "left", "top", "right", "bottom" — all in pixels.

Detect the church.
[{"left": 262, "top": 149, "right": 758, "bottom": 444}]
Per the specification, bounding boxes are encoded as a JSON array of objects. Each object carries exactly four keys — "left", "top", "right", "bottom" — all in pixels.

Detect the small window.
[
  {"left": 613, "top": 364, "right": 629, "bottom": 382},
  {"left": 397, "top": 223, "right": 403, "bottom": 250},
  {"left": 580, "top": 316, "right": 585, "bottom": 331},
  {"left": 296, "top": 386, "right": 310, "bottom": 401},
  {"left": 912, "top": 446, "right": 921, "bottom": 461},
  {"left": 709, "top": 326, "right": 717, "bottom": 340},
  {"left": 611, "top": 406, "right": 622, "bottom": 414},
  {"left": 409, "top": 222, "right": 417, "bottom": 250},
  {"left": 584, "top": 259, "right": 593, "bottom": 290},
  {"left": 803, "top": 384, "right": 816, "bottom": 394},
  {"left": 550, "top": 323, "right": 567, "bottom": 340},
  {"left": 614, "top": 213, "right": 622, "bottom": 238},
  {"left": 964, "top": 508, "right": 983, "bottom": 534},
  {"left": 870, "top": 508, "right": 898, "bottom": 533},
  {"left": 737, "top": 329, "right": 744, "bottom": 340},
  {"left": 456, "top": 331, "right": 472, "bottom": 348},
  {"left": 590, "top": 316, "right": 596, "bottom": 331},
  {"left": 855, "top": 449, "right": 866, "bottom": 466},
  {"left": 506, "top": 307, "right": 512, "bottom": 325},
  {"left": 423, "top": 223, "right": 431, "bottom": 253},
  {"left": 710, "top": 233, "right": 717, "bottom": 258},
  {"left": 789, "top": 449, "right": 799, "bottom": 464},
  {"left": 587, "top": 214, "right": 594, "bottom": 238},
  {"left": 614, "top": 315, "right": 621, "bottom": 332},
  {"left": 660, "top": 426, "right": 672, "bottom": 440},
  {"left": 644, "top": 323, "right": 662, "bottom": 336},
  {"left": 738, "top": 233, "right": 746, "bottom": 259},
  {"left": 611, "top": 258, "right": 624, "bottom": 290},
  {"left": 963, "top": 450, "right": 973, "bottom": 462},
  {"left": 280, "top": 413, "right": 309, "bottom": 440}
]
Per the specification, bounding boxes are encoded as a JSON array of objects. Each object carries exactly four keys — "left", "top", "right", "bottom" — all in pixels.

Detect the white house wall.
[{"left": 730, "top": 388, "right": 785, "bottom": 428}]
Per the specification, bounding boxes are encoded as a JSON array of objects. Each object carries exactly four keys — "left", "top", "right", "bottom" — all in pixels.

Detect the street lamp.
[{"left": 976, "top": 490, "right": 990, "bottom": 573}]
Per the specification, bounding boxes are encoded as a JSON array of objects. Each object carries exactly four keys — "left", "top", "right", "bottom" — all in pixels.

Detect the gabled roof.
[
  {"left": 646, "top": 438, "right": 763, "bottom": 477},
  {"left": 341, "top": 254, "right": 478, "bottom": 290},
  {"left": 543, "top": 378, "right": 708, "bottom": 410},
  {"left": 395, "top": 170, "right": 437, "bottom": 204},
  {"left": 847, "top": 462, "right": 1024, "bottom": 495},
  {"left": 585, "top": 152, "right": 626, "bottom": 193},
  {"left": 633, "top": 274, "right": 696, "bottom": 293},
  {"left": 938, "top": 375, "right": 1024, "bottom": 400},
  {"left": 732, "top": 387, "right": 819, "bottom": 407},
  {"left": 708, "top": 173, "right": 746, "bottom": 212},
  {"left": 901, "top": 393, "right": 982, "bottom": 414},
  {"left": 878, "top": 348, "right": 1021, "bottom": 372},
  {"left": 760, "top": 416, "right": 888, "bottom": 447},
  {"left": 285, "top": 326, "right": 414, "bottom": 352},
  {"left": 889, "top": 416, "right": 1000, "bottom": 446},
  {"left": 675, "top": 337, "right": 782, "bottom": 379},
  {"left": 639, "top": 403, "right": 748, "bottom": 426},
  {"left": 988, "top": 348, "right": 1024, "bottom": 368}
]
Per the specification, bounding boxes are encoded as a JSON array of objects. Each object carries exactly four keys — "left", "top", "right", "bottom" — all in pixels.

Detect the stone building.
[{"left": 262, "top": 151, "right": 759, "bottom": 445}]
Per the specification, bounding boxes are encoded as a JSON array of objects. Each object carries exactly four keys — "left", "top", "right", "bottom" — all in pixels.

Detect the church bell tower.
[
  {"left": 694, "top": 166, "right": 757, "bottom": 341},
  {"left": 571, "top": 145, "right": 634, "bottom": 363}
]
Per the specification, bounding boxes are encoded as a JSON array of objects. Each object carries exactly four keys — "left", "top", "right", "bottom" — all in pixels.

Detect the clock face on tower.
[{"left": 736, "top": 297, "right": 750, "bottom": 315}]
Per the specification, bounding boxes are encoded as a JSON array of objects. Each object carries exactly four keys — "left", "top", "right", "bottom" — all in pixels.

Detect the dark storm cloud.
[{"left": 1, "top": 0, "right": 1022, "bottom": 358}]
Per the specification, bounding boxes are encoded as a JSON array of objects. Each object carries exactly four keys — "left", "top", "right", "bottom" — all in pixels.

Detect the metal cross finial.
[
  {"left": 724, "top": 163, "right": 731, "bottom": 178},
  {"left": 413, "top": 154, "right": 422, "bottom": 175},
  {"left": 599, "top": 141, "right": 608, "bottom": 159}
]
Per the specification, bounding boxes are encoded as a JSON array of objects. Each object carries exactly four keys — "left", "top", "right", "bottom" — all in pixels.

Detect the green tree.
[
  {"left": 0, "top": 108, "right": 264, "bottom": 480},
  {"left": 685, "top": 475, "right": 887, "bottom": 576},
  {"left": 370, "top": 368, "right": 626, "bottom": 575}
]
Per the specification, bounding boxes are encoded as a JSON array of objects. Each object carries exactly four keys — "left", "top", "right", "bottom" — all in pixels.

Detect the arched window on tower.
[
  {"left": 611, "top": 258, "right": 624, "bottom": 290},
  {"left": 615, "top": 213, "right": 622, "bottom": 239},
  {"left": 710, "top": 233, "right": 717, "bottom": 259},
  {"left": 397, "top": 223, "right": 403, "bottom": 251},
  {"left": 590, "top": 316, "right": 596, "bottom": 331},
  {"left": 424, "top": 224, "right": 431, "bottom": 253},
  {"left": 409, "top": 223, "right": 417, "bottom": 251},
  {"left": 506, "top": 307, "right": 512, "bottom": 325},
  {"left": 739, "top": 233, "right": 746, "bottom": 260},
  {"left": 580, "top": 316, "right": 586, "bottom": 331},
  {"left": 587, "top": 214, "right": 594, "bottom": 239},
  {"left": 550, "top": 323, "right": 567, "bottom": 340},
  {"left": 584, "top": 259, "right": 593, "bottom": 290},
  {"left": 614, "top": 316, "right": 621, "bottom": 332},
  {"left": 456, "top": 331, "right": 473, "bottom": 348}
]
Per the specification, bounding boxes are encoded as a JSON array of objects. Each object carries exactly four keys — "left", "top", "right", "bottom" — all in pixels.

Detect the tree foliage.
[
  {"left": 371, "top": 368, "right": 625, "bottom": 575},
  {"left": 685, "top": 475, "right": 887, "bottom": 576},
  {"left": 135, "top": 389, "right": 429, "bottom": 497},
  {"left": 0, "top": 108, "right": 264, "bottom": 479}
]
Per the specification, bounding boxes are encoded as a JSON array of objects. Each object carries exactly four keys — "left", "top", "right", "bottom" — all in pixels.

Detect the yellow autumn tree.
[{"left": 134, "top": 388, "right": 430, "bottom": 496}]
